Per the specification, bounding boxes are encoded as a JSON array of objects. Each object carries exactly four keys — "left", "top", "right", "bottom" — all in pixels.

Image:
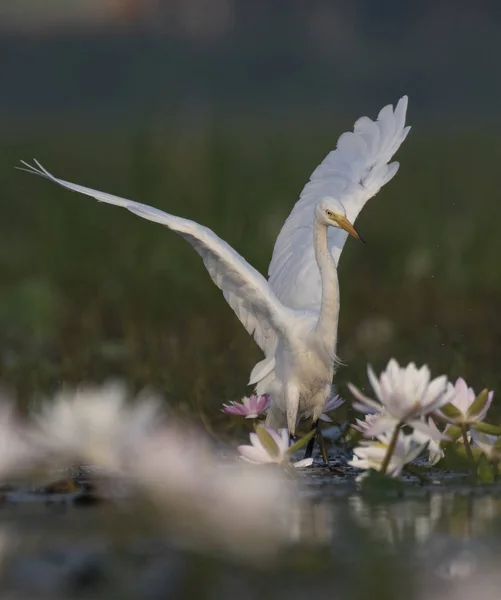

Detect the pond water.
[{"left": 1, "top": 475, "right": 500, "bottom": 600}]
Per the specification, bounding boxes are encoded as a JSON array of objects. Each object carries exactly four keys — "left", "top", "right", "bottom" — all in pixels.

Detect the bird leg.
[
  {"left": 317, "top": 425, "right": 329, "bottom": 465},
  {"left": 304, "top": 420, "right": 329, "bottom": 464},
  {"left": 304, "top": 421, "right": 316, "bottom": 459}
]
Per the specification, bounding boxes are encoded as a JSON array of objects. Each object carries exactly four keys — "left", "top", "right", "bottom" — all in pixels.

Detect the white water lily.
[
  {"left": 238, "top": 427, "right": 313, "bottom": 468},
  {"left": 435, "top": 378, "right": 494, "bottom": 426},
  {"left": 411, "top": 418, "right": 447, "bottom": 465},
  {"left": 349, "top": 430, "right": 428, "bottom": 478},
  {"left": 352, "top": 413, "right": 381, "bottom": 435},
  {"left": 238, "top": 427, "right": 289, "bottom": 465},
  {"left": 470, "top": 429, "right": 500, "bottom": 462},
  {"left": 349, "top": 359, "right": 452, "bottom": 437}
]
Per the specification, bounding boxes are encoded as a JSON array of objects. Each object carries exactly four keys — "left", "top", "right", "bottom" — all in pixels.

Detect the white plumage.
[
  {"left": 19, "top": 96, "right": 410, "bottom": 436},
  {"left": 252, "top": 97, "right": 410, "bottom": 403},
  {"left": 270, "top": 98, "right": 409, "bottom": 307}
]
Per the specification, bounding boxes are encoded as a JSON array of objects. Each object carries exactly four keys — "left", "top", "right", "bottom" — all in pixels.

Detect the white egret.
[{"left": 19, "top": 96, "right": 409, "bottom": 459}]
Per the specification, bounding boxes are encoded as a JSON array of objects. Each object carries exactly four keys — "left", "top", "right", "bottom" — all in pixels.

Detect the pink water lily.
[
  {"left": 318, "top": 395, "right": 345, "bottom": 422},
  {"left": 435, "top": 378, "right": 494, "bottom": 425},
  {"left": 222, "top": 395, "right": 271, "bottom": 419}
]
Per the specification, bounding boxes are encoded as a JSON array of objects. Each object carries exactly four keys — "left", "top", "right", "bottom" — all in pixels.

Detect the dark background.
[{"left": 1, "top": 0, "right": 500, "bottom": 424}]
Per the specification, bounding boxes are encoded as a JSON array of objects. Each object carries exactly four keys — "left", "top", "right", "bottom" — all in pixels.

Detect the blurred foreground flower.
[
  {"left": 349, "top": 358, "right": 451, "bottom": 437},
  {"left": 32, "top": 382, "right": 163, "bottom": 473},
  {"left": 238, "top": 426, "right": 313, "bottom": 468},
  {"left": 30, "top": 382, "right": 294, "bottom": 561},
  {"left": 222, "top": 394, "right": 270, "bottom": 419},
  {"left": 349, "top": 430, "right": 427, "bottom": 478},
  {"left": 0, "top": 399, "right": 35, "bottom": 477},
  {"left": 129, "top": 427, "right": 291, "bottom": 559},
  {"left": 435, "top": 378, "right": 494, "bottom": 426}
]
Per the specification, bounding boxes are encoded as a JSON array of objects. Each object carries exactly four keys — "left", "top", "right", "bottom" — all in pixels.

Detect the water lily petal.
[
  {"left": 367, "top": 365, "right": 384, "bottom": 403},
  {"left": 256, "top": 395, "right": 271, "bottom": 414},
  {"left": 222, "top": 404, "right": 246, "bottom": 416},
  {"left": 237, "top": 444, "right": 275, "bottom": 464},
  {"left": 408, "top": 419, "right": 445, "bottom": 441},
  {"left": 349, "top": 384, "right": 381, "bottom": 413},
  {"left": 422, "top": 375, "right": 448, "bottom": 411},
  {"left": 452, "top": 378, "right": 470, "bottom": 414},
  {"left": 362, "top": 415, "right": 398, "bottom": 438}
]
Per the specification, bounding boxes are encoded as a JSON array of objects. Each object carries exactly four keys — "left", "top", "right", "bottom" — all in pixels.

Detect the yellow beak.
[{"left": 332, "top": 215, "right": 365, "bottom": 243}]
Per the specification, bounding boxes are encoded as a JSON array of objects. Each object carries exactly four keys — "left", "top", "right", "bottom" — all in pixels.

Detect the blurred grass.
[{"left": 1, "top": 120, "right": 501, "bottom": 424}]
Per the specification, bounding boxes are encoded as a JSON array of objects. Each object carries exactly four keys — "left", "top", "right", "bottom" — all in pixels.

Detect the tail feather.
[{"left": 248, "top": 356, "right": 275, "bottom": 386}]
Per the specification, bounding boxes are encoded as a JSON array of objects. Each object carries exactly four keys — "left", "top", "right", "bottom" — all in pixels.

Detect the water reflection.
[
  {"left": 292, "top": 487, "right": 501, "bottom": 548},
  {"left": 293, "top": 487, "right": 501, "bottom": 598},
  {"left": 1, "top": 486, "right": 501, "bottom": 599}
]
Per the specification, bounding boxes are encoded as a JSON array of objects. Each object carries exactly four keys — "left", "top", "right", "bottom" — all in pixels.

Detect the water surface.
[{"left": 1, "top": 474, "right": 500, "bottom": 600}]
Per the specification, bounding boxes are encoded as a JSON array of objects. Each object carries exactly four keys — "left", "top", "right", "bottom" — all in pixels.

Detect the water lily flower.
[
  {"left": 238, "top": 427, "right": 313, "bottom": 468},
  {"left": 349, "top": 430, "right": 428, "bottom": 478},
  {"left": 32, "top": 382, "right": 163, "bottom": 473},
  {"left": 435, "top": 378, "right": 494, "bottom": 426},
  {"left": 123, "top": 421, "right": 293, "bottom": 560},
  {"left": 470, "top": 429, "right": 500, "bottom": 462},
  {"left": 239, "top": 427, "right": 289, "bottom": 465},
  {"left": 0, "top": 398, "right": 35, "bottom": 476},
  {"left": 352, "top": 413, "right": 381, "bottom": 435},
  {"left": 411, "top": 418, "right": 447, "bottom": 465},
  {"left": 222, "top": 395, "right": 270, "bottom": 419},
  {"left": 29, "top": 384, "right": 295, "bottom": 560},
  {"left": 349, "top": 359, "right": 452, "bottom": 437},
  {"left": 318, "top": 394, "right": 345, "bottom": 422},
  {"left": 18, "top": 382, "right": 296, "bottom": 561}
]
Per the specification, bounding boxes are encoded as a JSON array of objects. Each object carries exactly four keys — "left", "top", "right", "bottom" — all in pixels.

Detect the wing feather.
[
  {"left": 19, "top": 161, "right": 291, "bottom": 359},
  {"left": 268, "top": 96, "right": 410, "bottom": 311}
]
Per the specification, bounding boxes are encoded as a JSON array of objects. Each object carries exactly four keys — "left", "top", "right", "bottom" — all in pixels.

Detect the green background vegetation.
[{"left": 1, "top": 122, "right": 500, "bottom": 425}]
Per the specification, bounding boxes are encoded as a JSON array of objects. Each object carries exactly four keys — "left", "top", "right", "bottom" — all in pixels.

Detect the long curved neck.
[{"left": 314, "top": 220, "right": 340, "bottom": 343}]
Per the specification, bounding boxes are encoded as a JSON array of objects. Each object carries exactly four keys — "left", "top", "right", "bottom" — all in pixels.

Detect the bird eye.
[{"left": 326, "top": 210, "right": 333, "bottom": 217}]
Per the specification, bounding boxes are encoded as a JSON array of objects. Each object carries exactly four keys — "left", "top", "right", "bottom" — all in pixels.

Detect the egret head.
[{"left": 316, "top": 197, "right": 364, "bottom": 242}]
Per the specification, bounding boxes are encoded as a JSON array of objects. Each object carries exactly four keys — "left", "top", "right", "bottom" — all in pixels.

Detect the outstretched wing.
[
  {"left": 268, "top": 96, "right": 410, "bottom": 311},
  {"left": 19, "top": 161, "right": 292, "bottom": 357}
]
